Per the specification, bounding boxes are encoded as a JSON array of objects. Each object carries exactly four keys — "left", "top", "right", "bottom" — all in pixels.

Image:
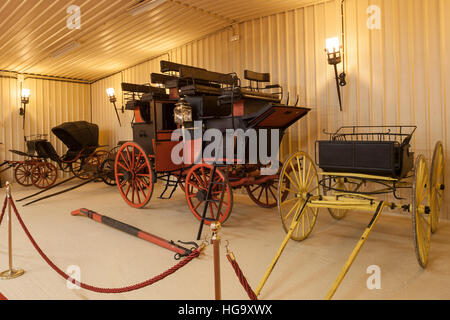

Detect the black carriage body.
[
  {"left": 317, "top": 126, "right": 416, "bottom": 179},
  {"left": 182, "top": 94, "right": 309, "bottom": 163}
]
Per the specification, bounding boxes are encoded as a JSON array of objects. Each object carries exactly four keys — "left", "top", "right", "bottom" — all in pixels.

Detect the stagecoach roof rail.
[
  {"left": 160, "top": 60, "right": 206, "bottom": 74},
  {"left": 179, "top": 67, "right": 239, "bottom": 86}
]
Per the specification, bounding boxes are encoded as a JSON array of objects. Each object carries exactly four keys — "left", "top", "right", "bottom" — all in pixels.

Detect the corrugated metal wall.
[
  {"left": 0, "top": 75, "right": 91, "bottom": 181},
  {"left": 92, "top": 0, "right": 449, "bottom": 219}
]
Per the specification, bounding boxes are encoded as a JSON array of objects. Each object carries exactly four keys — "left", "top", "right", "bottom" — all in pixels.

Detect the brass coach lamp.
[
  {"left": 106, "top": 88, "right": 124, "bottom": 127},
  {"left": 20, "top": 88, "right": 30, "bottom": 130}
]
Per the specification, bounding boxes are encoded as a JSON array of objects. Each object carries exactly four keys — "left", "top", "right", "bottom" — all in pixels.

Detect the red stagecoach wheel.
[
  {"left": 32, "top": 162, "right": 58, "bottom": 189},
  {"left": 115, "top": 142, "right": 155, "bottom": 209},
  {"left": 185, "top": 164, "right": 233, "bottom": 225},
  {"left": 245, "top": 163, "right": 288, "bottom": 208},
  {"left": 14, "top": 163, "right": 35, "bottom": 187}
]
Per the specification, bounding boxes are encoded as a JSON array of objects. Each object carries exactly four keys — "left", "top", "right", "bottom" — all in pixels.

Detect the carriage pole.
[
  {"left": 255, "top": 194, "right": 311, "bottom": 297},
  {"left": 325, "top": 201, "right": 385, "bottom": 300}
]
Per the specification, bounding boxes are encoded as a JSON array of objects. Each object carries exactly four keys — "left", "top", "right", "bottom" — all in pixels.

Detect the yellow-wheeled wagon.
[{"left": 257, "top": 126, "right": 445, "bottom": 299}]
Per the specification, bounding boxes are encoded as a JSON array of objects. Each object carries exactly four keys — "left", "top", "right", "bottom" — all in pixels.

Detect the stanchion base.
[{"left": 0, "top": 269, "right": 25, "bottom": 280}]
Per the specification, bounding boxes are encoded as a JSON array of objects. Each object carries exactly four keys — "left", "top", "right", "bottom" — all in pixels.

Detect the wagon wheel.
[
  {"left": 278, "top": 152, "right": 319, "bottom": 242},
  {"left": 107, "top": 146, "right": 121, "bottom": 160},
  {"left": 71, "top": 158, "right": 95, "bottom": 180},
  {"left": 115, "top": 142, "right": 154, "bottom": 209},
  {"left": 100, "top": 158, "right": 117, "bottom": 186},
  {"left": 32, "top": 162, "right": 58, "bottom": 189},
  {"left": 14, "top": 163, "right": 35, "bottom": 187},
  {"left": 412, "top": 155, "right": 432, "bottom": 268},
  {"left": 71, "top": 151, "right": 106, "bottom": 180},
  {"left": 185, "top": 164, "right": 233, "bottom": 225},
  {"left": 324, "top": 177, "right": 352, "bottom": 220},
  {"left": 430, "top": 141, "right": 445, "bottom": 233},
  {"left": 245, "top": 163, "right": 288, "bottom": 209}
]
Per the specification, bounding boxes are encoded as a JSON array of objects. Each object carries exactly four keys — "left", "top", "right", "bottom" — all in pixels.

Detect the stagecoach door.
[{"left": 153, "top": 101, "right": 183, "bottom": 173}]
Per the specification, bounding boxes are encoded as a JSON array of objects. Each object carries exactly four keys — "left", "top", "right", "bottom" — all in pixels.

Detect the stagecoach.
[{"left": 114, "top": 61, "right": 310, "bottom": 229}]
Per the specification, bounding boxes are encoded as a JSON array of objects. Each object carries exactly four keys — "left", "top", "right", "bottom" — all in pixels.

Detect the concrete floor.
[{"left": 0, "top": 180, "right": 450, "bottom": 300}]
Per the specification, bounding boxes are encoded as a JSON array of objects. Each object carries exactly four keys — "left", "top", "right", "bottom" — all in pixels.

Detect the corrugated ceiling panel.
[{"left": 0, "top": 0, "right": 316, "bottom": 81}]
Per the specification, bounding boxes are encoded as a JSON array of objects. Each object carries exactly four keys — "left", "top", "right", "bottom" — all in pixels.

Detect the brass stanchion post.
[
  {"left": 211, "top": 222, "right": 221, "bottom": 300},
  {"left": 0, "top": 182, "right": 25, "bottom": 280}
]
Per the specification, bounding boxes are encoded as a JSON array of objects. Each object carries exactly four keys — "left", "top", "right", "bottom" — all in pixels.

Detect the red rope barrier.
[
  {"left": 0, "top": 197, "right": 7, "bottom": 226},
  {"left": 7, "top": 196, "right": 203, "bottom": 294},
  {"left": 226, "top": 253, "right": 258, "bottom": 300}
]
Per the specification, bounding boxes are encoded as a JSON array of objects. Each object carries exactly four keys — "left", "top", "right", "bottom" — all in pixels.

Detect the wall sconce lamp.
[
  {"left": 326, "top": 37, "right": 347, "bottom": 112},
  {"left": 20, "top": 88, "right": 30, "bottom": 130},
  {"left": 107, "top": 88, "right": 124, "bottom": 127}
]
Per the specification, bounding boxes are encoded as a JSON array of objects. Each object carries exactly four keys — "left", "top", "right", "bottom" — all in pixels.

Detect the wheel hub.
[{"left": 196, "top": 190, "right": 207, "bottom": 202}]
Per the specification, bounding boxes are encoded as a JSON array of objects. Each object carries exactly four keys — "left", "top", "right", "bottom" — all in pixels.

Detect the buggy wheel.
[
  {"left": 115, "top": 142, "right": 154, "bottom": 209},
  {"left": 324, "top": 178, "right": 352, "bottom": 220},
  {"left": 412, "top": 155, "right": 432, "bottom": 268},
  {"left": 32, "top": 162, "right": 58, "bottom": 189},
  {"left": 71, "top": 152, "right": 105, "bottom": 180},
  {"left": 430, "top": 141, "right": 445, "bottom": 233},
  {"left": 14, "top": 163, "right": 35, "bottom": 187},
  {"left": 100, "top": 158, "right": 117, "bottom": 186},
  {"left": 278, "top": 152, "right": 319, "bottom": 242},
  {"left": 71, "top": 158, "right": 91, "bottom": 180},
  {"left": 245, "top": 162, "right": 288, "bottom": 208},
  {"left": 185, "top": 164, "right": 233, "bottom": 225}
]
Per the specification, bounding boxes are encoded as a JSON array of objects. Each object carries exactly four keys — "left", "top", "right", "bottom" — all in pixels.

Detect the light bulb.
[{"left": 326, "top": 37, "right": 340, "bottom": 54}]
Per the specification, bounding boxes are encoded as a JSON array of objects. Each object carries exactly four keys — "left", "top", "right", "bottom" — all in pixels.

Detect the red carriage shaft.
[{"left": 71, "top": 208, "right": 193, "bottom": 258}]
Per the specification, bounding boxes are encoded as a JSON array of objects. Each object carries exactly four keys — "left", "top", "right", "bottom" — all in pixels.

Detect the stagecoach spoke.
[
  {"left": 117, "top": 159, "right": 129, "bottom": 172},
  {"left": 257, "top": 186, "right": 265, "bottom": 201},
  {"left": 192, "top": 199, "right": 203, "bottom": 211},
  {"left": 290, "top": 161, "right": 300, "bottom": 187},
  {"left": 280, "top": 197, "right": 298, "bottom": 207},
  {"left": 135, "top": 161, "right": 148, "bottom": 174},
  {"left": 296, "top": 157, "right": 303, "bottom": 186},
  {"left": 134, "top": 183, "right": 141, "bottom": 203},
  {"left": 125, "top": 148, "right": 133, "bottom": 170},
  {"left": 268, "top": 186, "right": 277, "bottom": 202},
  {"left": 135, "top": 177, "right": 147, "bottom": 196},
  {"left": 124, "top": 182, "right": 132, "bottom": 198},
  {"left": 283, "top": 201, "right": 301, "bottom": 222},
  {"left": 302, "top": 157, "right": 307, "bottom": 186},
  {"left": 284, "top": 173, "right": 301, "bottom": 192},
  {"left": 119, "top": 179, "right": 128, "bottom": 188},
  {"left": 119, "top": 152, "right": 131, "bottom": 171},
  {"left": 192, "top": 171, "right": 205, "bottom": 188},
  {"left": 250, "top": 185, "right": 263, "bottom": 194},
  {"left": 201, "top": 166, "right": 208, "bottom": 187}
]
